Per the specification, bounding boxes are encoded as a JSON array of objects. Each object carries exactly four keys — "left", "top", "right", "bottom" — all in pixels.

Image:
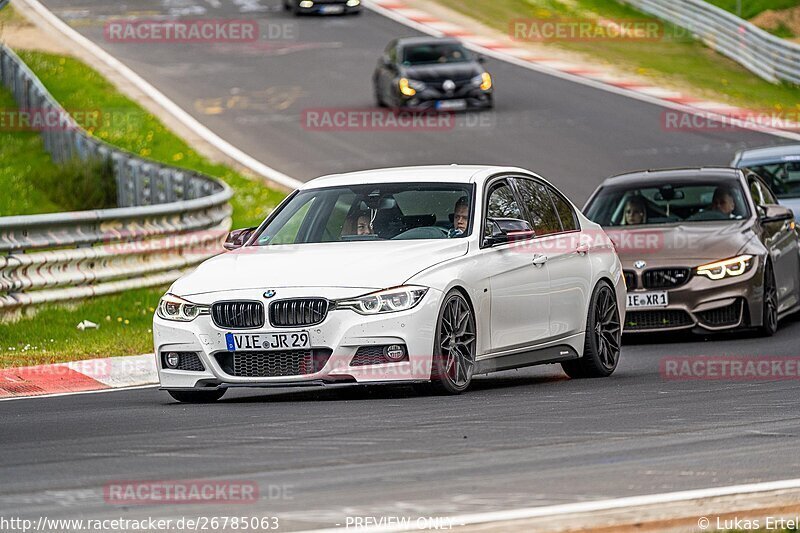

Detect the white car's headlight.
[
  {"left": 695, "top": 254, "right": 753, "bottom": 280},
  {"left": 336, "top": 286, "right": 428, "bottom": 315},
  {"left": 157, "top": 293, "right": 210, "bottom": 322}
]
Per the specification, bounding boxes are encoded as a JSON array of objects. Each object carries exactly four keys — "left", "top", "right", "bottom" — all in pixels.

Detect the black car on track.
[
  {"left": 284, "top": 0, "right": 362, "bottom": 15},
  {"left": 373, "top": 37, "right": 494, "bottom": 111}
]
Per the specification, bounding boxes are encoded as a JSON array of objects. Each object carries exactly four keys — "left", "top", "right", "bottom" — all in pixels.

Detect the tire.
[
  {"left": 758, "top": 260, "right": 778, "bottom": 337},
  {"left": 562, "top": 281, "right": 621, "bottom": 379},
  {"left": 374, "top": 82, "right": 387, "bottom": 108},
  {"left": 427, "top": 289, "right": 477, "bottom": 394},
  {"left": 168, "top": 389, "right": 226, "bottom": 403}
]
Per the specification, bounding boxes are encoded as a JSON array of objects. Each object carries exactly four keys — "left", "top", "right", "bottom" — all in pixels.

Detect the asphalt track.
[
  {"left": 35, "top": 0, "right": 788, "bottom": 199},
  {"left": 3, "top": 0, "right": 800, "bottom": 530}
]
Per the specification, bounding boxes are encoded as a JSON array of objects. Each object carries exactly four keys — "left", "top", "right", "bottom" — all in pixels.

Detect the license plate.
[
  {"left": 225, "top": 331, "right": 310, "bottom": 352},
  {"left": 627, "top": 291, "right": 668, "bottom": 308},
  {"left": 436, "top": 99, "right": 467, "bottom": 111},
  {"left": 319, "top": 5, "right": 344, "bottom": 13}
]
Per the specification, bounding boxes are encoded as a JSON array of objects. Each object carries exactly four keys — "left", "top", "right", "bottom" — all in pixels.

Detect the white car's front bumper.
[{"left": 153, "top": 287, "right": 443, "bottom": 390}]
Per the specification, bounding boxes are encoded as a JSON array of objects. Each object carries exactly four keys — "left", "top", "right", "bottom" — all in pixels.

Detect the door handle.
[
  {"left": 532, "top": 254, "right": 548, "bottom": 267},
  {"left": 576, "top": 244, "right": 589, "bottom": 256}
]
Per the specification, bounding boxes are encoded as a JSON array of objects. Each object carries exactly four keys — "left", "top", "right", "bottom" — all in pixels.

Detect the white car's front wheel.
[{"left": 427, "top": 289, "right": 476, "bottom": 394}]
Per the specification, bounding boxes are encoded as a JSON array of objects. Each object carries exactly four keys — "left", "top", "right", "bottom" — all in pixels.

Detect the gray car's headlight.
[
  {"left": 336, "top": 286, "right": 428, "bottom": 315},
  {"left": 157, "top": 293, "right": 210, "bottom": 322},
  {"left": 695, "top": 254, "right": 753, "bottom": 280}
]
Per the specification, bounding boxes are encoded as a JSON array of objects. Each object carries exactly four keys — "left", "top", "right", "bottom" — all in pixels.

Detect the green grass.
[
  {"left": 16, "top": 50, "right": 285, "bottom": 228},
  {"left": 0, "top": 286, "right": 165, "bottom": 367},
  {"left": 704, "top": 0, "right": 799, "bottom": 19},
  {"left": 0, "top": 50, "right": 288, "bottom": 367},
  {"left": 437, "top": 0, "right": 800, "bottom": 111},
  {"left": 0, "top": 88, "right": 67, "bottom": 216}
]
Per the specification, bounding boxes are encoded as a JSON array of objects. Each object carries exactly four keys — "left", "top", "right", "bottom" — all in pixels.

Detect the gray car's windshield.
[
  {"left": 585, "top": 181, "right": 751, "bottom": 226},
  {"left": 253, "top": 183, "right": 474, "bottom": 245},
  {"left": 743, "top": 160, "right": 800, "bottom": 199}
]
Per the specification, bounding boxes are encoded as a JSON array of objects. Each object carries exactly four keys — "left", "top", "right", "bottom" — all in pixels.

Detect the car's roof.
[
  {"left": 395, "top": 36, "right": 463, "bottom": 47},
  {"left": 734, "top": 144, "right": 800, "bottom": 166},
  {"left": 302, "top": 165, "right": 536, "bottom": 189},
  {"left": 601, "top": 167, "right": 743, "bottom": 188}
]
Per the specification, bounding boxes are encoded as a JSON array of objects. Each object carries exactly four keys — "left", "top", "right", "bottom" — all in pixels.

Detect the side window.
[
  {"left": 513, "top": 178, "right": 561, "bottom": 236},
  {"left": 758, "top": 178, "right": 778, "bottom": 204},
  {"left": 486, "top": 181, "right": 523, "bottom": 219},
  {"left": 547, "top": 186, "right": 579, "bottom": 232},
  {"left": 485, "top": 181, "right": 523, "bottom": 239},
  {"left": 386, "top": 43, "right": 397, "bottom": 63},
  {"left": 749, "top": 180, "right": 763, "bottom": 206}
]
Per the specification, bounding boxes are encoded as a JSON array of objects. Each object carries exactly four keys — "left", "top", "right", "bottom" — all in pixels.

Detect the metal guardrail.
[
  {"left": 0, "top": 44, "right": 233, "bottom": 309},
  {"left": 622, "top": 0, "right": 800, "bottom": 85}
]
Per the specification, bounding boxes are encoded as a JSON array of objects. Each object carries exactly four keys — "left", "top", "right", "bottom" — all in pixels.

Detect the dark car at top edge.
[{"left": 373, "top": 37, "right": 494, "bottom": 111}]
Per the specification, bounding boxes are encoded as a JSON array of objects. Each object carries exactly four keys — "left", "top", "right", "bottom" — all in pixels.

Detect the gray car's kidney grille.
[
  {"left": 625, "top": 309, "right": 692, "bottom": 330},
  {"left": 642, "top": 268, "right": 691, "bottom": 289},
  {"left": 211, "top": 301, "right": 265, "bottom": 329},
  {"left": 269, "top": 298, "right": 329, "bottom": 327}
]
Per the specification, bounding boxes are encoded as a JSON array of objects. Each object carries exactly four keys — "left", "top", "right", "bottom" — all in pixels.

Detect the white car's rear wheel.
[{"left": 562, "top": 281, "right": 620, "bottom": 378}]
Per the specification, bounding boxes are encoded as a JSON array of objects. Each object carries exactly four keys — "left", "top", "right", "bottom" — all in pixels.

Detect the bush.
[{"left": 40, "top": 156, "right": 117, "bottom": 211}]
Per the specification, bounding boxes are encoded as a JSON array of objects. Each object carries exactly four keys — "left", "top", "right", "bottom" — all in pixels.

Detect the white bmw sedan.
[{"left": 154, "top": 165, "right": 625, "bottom": 402}]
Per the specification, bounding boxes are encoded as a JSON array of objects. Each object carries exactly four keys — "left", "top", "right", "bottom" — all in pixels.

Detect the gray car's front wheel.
[
  {"left": 562, "top": 281, "right": 621, "bottom": 379},
  {"left": 757, "top": 260, "right": 778, "bottom": 337}
]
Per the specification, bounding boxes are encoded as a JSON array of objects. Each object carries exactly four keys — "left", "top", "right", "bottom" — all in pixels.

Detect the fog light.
[
  {"left": 299, "top": 0, "right": 313, "bottom": 7},
  {"left": 385, "top": 344, "right": 406, "bottom": 362},
  {"left": 165, "top": 352, "right": 180, "bottom": 369},
  {"left": 346, "top": 0, "right": 360, "bottom": 5}
]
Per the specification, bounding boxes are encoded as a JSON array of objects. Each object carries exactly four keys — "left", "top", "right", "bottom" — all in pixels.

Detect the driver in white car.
[{"left": 450, "top": 196, "right": 470, "bottom": 237}]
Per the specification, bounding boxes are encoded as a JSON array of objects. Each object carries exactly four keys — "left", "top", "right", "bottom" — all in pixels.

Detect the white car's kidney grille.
[
  {"left": 211, "top": 301, "right": 265, "bottom": 329},
  {"left": 269, "top": 298, "right": 329, "bottom": 327},
  {"left": 215, "top": 349, "right": 332, "bottom": 377}
]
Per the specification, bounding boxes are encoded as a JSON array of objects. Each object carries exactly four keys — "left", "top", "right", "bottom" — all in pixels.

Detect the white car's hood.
[{"left": 172, "top": 240, "right": 469, "bottom": 296}]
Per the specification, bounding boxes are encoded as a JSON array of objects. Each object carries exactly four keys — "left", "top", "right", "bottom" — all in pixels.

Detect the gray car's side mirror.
[{"left": 759, "top": 205, "right": 793, "bottom": 225}]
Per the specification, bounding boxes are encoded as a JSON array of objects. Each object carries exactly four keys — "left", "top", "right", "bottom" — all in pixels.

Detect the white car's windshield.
[
  {"left": 585, "top": 181, "right": 751, "bottom": 226},
  {"left": 253, "top": 183, "right": 474, "bottom": 245}
]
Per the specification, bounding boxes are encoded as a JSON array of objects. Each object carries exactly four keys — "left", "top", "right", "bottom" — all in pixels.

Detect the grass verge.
[
  {"left": 435, "top": 0, "right": 800, "bottom": 112},
  {"left": 0, "top": 288, "right": 164, "bottom": 367},
  {"left": 0, "top": 50, "right": 287, "bottom": 367},
  {"left": 704, "top": 0, "right": 799, "bottom": 20}
]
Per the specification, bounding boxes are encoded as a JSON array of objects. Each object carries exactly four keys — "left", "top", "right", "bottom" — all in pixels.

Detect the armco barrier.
[
  {"left": 0, "top": 44, "right": 233, "bottom": 309},
  {"left": 623, "top": 0, "right": 800, "bottom": 85}
]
